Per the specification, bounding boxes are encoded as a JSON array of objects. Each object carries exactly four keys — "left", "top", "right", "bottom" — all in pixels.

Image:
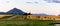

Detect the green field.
[{"left": 0, "top": 20, "right": 58, "bottom": 26}]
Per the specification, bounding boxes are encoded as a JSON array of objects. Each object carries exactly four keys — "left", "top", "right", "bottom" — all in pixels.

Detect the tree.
[
  {"left": 23, "top": 13, "right": 31, "bottom": 20},
  {"left": 23, "top": 13, "right": 31, "bottom": 15}
]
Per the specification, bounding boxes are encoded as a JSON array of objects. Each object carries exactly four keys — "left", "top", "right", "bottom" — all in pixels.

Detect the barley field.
[{"left": 0, "top": 15, "right": 59, "bottom": 26}]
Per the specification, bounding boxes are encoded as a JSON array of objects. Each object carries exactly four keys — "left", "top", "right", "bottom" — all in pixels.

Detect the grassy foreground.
[{"left": 0, "top": 20, "right": 57, "bottom": 26}]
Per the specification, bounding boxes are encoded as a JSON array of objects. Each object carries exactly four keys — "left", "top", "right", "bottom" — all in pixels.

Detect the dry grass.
[
  {"left": 0, "top": 15, "right": 60, "bottom": 20},
  {"left": 27, "top": 15, "right": 60, "bottom": 20},
  {"left": 0, "top": 14, "right": 12, "bottom": 18}
]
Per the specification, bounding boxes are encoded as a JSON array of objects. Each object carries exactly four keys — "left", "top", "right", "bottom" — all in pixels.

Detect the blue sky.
[{"left": 0, "top": 0, "right": 60, "bottom": 15}]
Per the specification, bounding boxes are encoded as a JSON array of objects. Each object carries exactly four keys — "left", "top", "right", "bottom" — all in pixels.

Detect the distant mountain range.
[
  {"left": 0, "top": 8, "right": 26, "bottom": 15},
  {"left": 32, "top": 13, "right": 49, "bottom": 16},
  {"left": 6, "top": 8, "right": 26, "bottom": 15},
  {"left": 32, "top": 13, "right": 55, "bottom": 16},
  {"left": 0, "top": 12, "right": 6, "bottom": 14}
]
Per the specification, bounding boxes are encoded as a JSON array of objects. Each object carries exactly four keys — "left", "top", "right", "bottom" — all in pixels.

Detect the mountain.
[
  {"left": 6, "top": 8, "right": 26, "bottom": 15},
  {"left": 58, "top": 14, "right": 60, "bottom": 16},
  {"left": 0, "top": 12, "right": 6, "bottom": 14},
  {"left": 32, "top": 13, "right": 49, "bottom": 16}
]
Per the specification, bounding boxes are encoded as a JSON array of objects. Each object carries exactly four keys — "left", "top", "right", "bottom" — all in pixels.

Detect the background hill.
[
  {"left": 6, "top": 8, "right": 26, "bottom": 15},
  {"left": 0, "top": 12, "right": 6, "bottom": 14},
  {"left": 32, "top": 13, "right": 49, "bottom": 16},
  {"left": 0, "top": 8, "right": 26, "bottom": 15}
]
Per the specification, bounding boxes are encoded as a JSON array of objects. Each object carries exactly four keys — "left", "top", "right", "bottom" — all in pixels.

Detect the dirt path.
[{"left": 7, "top": 15, "right": 18, "bottom": 20}]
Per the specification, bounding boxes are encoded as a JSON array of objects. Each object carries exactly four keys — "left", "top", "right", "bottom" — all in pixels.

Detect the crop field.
[
  {"left": 0, "top": 20, "right": 57, "bottom": 26},
  {"left": 0, "top": 15, "right": 60, "bottom": 26}
]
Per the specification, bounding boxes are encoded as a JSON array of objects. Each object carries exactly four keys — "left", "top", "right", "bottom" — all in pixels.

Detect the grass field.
[{"left": 0, "top": 20, "right": 58, "bottom": 26}]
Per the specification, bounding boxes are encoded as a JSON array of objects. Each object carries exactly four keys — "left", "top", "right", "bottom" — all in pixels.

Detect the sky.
[{"left": 0, "top": 0, "right": 60, "bottom": 15}]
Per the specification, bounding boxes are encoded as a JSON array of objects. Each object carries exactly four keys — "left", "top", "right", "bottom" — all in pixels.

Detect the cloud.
[
  {"left": 45, "top": 0, "right": 60, "bottom": 3},
  {"left": 26, "top": 2, "right": 39, "bottom": 4},
  {"left": 53, "top": 0, "right": 60, "bottom": 3}
]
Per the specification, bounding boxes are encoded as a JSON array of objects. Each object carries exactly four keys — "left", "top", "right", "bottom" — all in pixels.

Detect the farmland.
[
  {"left": 0, "top": 20, "right": 57, "bottom": 26},
  {"left": 0, "top": 15, "right": 60, "bottom": 26}
]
